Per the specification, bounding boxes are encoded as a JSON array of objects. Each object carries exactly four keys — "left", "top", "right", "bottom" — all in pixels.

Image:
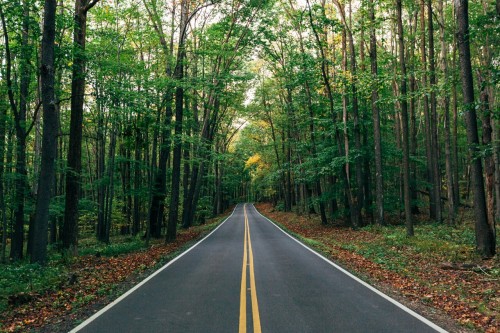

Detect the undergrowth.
[{"left": 358, "top": 223, "right": 479, "bottom": 269}]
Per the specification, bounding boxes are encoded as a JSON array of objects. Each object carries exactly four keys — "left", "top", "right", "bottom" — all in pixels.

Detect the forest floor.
[
  {"left": 0, "top": 205, "right": 498, "bottom": 333},
  {"left": 254, "top": 203, "right": 498, "bottom": 333}
]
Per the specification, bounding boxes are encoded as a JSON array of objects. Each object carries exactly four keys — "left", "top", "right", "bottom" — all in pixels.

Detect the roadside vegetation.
[
  {"left": 255, "top": 203, "right": 498, "bottom": 333},
  {"left": 0, "top": 216, "right": 225, "bottom": 333}
]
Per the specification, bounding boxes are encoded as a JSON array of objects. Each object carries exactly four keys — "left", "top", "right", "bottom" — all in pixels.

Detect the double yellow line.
[{"left": 239, "top": 204, "right": 262, "bottom": 333}]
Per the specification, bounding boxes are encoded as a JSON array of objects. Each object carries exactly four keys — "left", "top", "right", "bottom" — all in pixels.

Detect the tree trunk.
[
  {"left": 297, "top": 22, "right": 327, "bottom": 225},
  {"left": 103, "top": 126, "right": 117, "bottom": 243},
  {"left": 1, "top": 1, "right": 31, "bottom": 261},
  {"left": 420, "top": 0, "right": 437, "bottom": 221},
  {"left": 478, "top": 72, "right": 496, "bottom": 241},
  {"left": 0, "top": 74, "right": 7, "bottom": 264},
  {"left": 62, "top": 0, "right": 99, "bottom": 253},
  {"left": 31, "top": 0, "right": 57, "bottom": 264},
  {"left": 132, "top": 126, "right": 142, "bottom": 236},
  {"left": 147, "top": 1, "right": 177, "bottom": 239},
  {"left": 166, "top": 0, "right": 188, "bottom": 242},
  {"left": 408, "top": 10, "right": 419, "bottom": 214},
  {"left": 306, "top": 1, "right": 353, "bottom": 222},
  {"left": 369, "top": 0, "right": 384, "bottom": 225},
  {"left": 428, "top": 0, "right": 442, "bottom": 223},
  {"left": 340, "top": 1, "right": 364, "bottom": 228},
  {"left": 439, "top": 0, "right": 456, "bottom": 225},
  {"left": 284, "top": 88, "right": 293, "bottom": 212},
  {"left": 96, "top": 87, "right": 106, "bottom": 241},
  {"left": 397, "top": 0, "right": 413, "bottom": 236},
  {"left": 455, "top": 0, "right": 495, "bottom": 257}
]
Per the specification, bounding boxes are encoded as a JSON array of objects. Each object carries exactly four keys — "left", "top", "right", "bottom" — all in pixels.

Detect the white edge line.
[
  {"left": 251, "top": 204, "right": 448, "bottom": 333},
  {"left": 69, "top": 206, "right": 238, "bottom": 333}
]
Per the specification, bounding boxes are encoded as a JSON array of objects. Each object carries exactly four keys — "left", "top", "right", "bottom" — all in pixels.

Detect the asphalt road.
[{"left": 71, "top": 204, "right": 447, "bottom": 333}]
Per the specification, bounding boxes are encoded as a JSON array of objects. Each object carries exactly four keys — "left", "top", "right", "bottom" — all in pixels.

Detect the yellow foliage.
[{"left": 245, "top": 154, "right": 262, "bottom": 169}]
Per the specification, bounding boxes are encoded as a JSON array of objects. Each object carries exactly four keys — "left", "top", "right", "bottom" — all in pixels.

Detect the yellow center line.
[
  {"left": 239, "top": 207, "right": 248, "bottom": 333},
  {"left": 247, "top": 210, "right": 262, "bottom": 333},
  {"left": 239, "top": 204, "right": 262, "bottom": 333}
]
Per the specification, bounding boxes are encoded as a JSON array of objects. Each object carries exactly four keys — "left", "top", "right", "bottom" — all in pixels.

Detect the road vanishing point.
[{"left": 71, "top": 203, "right": 447, "bottom": 333}]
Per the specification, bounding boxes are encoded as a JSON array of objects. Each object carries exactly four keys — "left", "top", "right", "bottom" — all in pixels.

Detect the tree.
[
  {"left": 31, "top": 0, "right": 57, "bottom": 264},
  {"left": 396, "top": 0, "right": 413, "bottom": 236},
  {"left": 1, "top": 1, "right": 39, "bottom": 261},
  {"left": 454, "top": 0, "right": 495, "bottom": 257},
  {"left": 369, "top": 0, "right": 384, "bottom": 226},
  {"left": 62, "top": 0, "right": 100, "bottom": 253},
  {"left": 166, "top": 0, "right": 189, "bottom": 242}
]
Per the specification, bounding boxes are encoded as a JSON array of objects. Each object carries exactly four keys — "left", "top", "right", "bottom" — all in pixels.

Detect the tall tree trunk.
[
  {"left": 0, "top": 73, "right": 7, "bottom": 264},
  {"left": 149, "top": 98, "right": 173, "bottom": 238},
  {"left": 147, "top": 2, "right": 176, "bottom": 239},
  {"left": 96, "top": 87, "right": 106, "bottom": 241},
  {"left": 439, "top": 0, "right": 456, "bottom": 225},
  {"left": 182, "top": 95, "right": 219, "bottom": 228},
  {"left": 428, "top": 0, "right": 442, "bottom": 222},
  {"left": 369, "top": 0, "right": 384, "bottom": 225},
  {"left": 337, "top": 0, "right": 364, "bottom": 228},
  {"left": 397, "top": 0, "right": 413, "bottom": 236},
  {"left": 478, "top": 0, "right": 497, "bottom": 237},
  {"left": 284, "top": 87, "right": 294, "bottom": 212},
  {"left": 132, "top": 126, "right": 142, "bottom": 236},
  {"left": 420, "top": 0, "right": 437, "bottom": 220},
  {"left": 166, "top": 0, "right": 188, "bottom": 242},
  {"left": 408, "top": 10, "right": 419, "bottom": 214},
  {"left": 455, "top": 0, "right": 495, "bottom": 257},
  {"left": 478, "top": 72, "right": 496, "bottom": 240},
  {"left": 297, "top": 22, "right": 327, "bottom": 225},
  {"left": 452, "top": 33, "right": 461, "bottom": 207},
  {"left": 306, "top": 0, "right": 353, "bottom": 222},
  {"left": 304, "top": 78, "right": 327, "bottom": 225},
  {"left": 1, "top": 1, "right": 31, "bottom": 260},
  {"left": 31, "top": 0, "right": 57, "bottom": 264},
  {"left": 62, "top": 0, "right": 99, "bottom": 253},
  {"left": 103, "top": 126, "right": 117, "bottom": 243}
]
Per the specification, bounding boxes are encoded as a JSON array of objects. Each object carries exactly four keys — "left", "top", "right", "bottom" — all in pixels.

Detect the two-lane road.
[{"left": 71, "top": 204, "right": 446, "bottom": 333}]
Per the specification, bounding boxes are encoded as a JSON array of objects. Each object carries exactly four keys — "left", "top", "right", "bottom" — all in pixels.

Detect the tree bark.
[
  {"left": 455, "top": 0, "right": 495, "bottom": 257},
  {"left": 397, "top": 0, "right": 413, "bottom": 236},
  {"left": 1, "top": 1, "right": 31, "bottom": 260},
  {"left": 334, "top": 0, "right": 363, "bottom": 228},
  {"left": 62, "top": 0, "right": 100, "bottom": 253},
  {"left": 166, "top": 0, "right": 188, "bottom": 242},
  {"left": 0, "top": 52, "right": 7, "bottom": 263},
  {"left": 439, "top": 0, "right": 457, "bottom": 225},
  {"left": 132, "top": 125, "right": 142, "bottom": 236},
  {"left": 31, "top": 0, "right": 57, "bottom": 264},
  {"left": 369, "top": 0, "right": 384, "bottom": 225},
  {"left": 428, "top": 0, "right": 442, "bottom": 223},
  {"left": 408, "top": 10, "right": 419, "bottom": 214},
  {"left": 420, "top": 0, "right": 437, "bottom": 221}
]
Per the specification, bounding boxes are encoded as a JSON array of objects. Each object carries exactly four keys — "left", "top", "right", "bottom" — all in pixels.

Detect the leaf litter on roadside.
[
  {"left": 0, "top": 227, "right": 204, "bottom": 332},
  {"left": 255, "top": 203, "right": 498, "bottom": 333}
]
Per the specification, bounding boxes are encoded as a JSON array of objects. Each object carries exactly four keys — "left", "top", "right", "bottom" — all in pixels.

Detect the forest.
[
  {"left": 0, "top": 0, "right": 499, "bottom": 331},
  {"left": 0, "top": 0, "right": 498, "bottom": 266}
]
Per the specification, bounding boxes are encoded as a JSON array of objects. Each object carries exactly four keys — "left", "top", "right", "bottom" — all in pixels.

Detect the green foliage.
[
  {"left": 0, "top": 262, "right": 66, "bottom": 312},
  {"left": 359, "top": 223, "right": 477, "bottom": 271},
  {"left": 78, "top": 235, "right": 146, "bottom": 257}
]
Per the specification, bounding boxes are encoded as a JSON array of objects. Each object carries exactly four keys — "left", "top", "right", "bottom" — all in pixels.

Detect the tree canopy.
[{"left": 0, "top": 0, "right": 498, "bottom": 264}]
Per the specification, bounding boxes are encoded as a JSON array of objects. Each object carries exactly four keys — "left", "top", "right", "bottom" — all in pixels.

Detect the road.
[{"left": 71, "top": 203, "right": 447, "bottom": 333}]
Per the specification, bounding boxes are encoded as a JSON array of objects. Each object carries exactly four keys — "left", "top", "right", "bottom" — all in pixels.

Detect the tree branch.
[
  {"left": 84, "top": 0, "right": 100, "bottom": 13},
  {"left": 0, "top": 4, "right": 19, "bottom": 120},
  {"left": 25, "top": 100, "right": 43, "bottom": 137}
]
